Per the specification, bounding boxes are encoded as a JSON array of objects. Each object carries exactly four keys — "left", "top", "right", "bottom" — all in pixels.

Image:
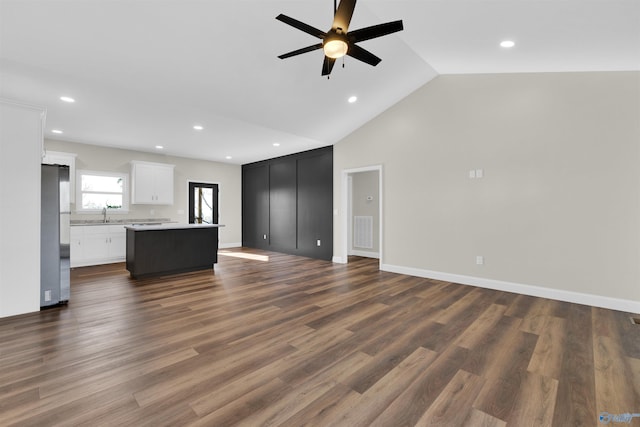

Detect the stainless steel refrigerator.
[{"left": 41, "top": 164, "right": 70, "bottom": 307}]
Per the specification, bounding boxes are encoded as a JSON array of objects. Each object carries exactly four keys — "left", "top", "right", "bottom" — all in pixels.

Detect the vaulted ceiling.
[{"left": 1, "top": 0, "right": 638, "bottom": 164}]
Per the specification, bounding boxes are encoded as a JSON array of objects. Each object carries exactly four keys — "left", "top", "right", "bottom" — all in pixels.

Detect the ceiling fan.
[{"left": 276, "top": 0, "right": 404, "bottom": 77}]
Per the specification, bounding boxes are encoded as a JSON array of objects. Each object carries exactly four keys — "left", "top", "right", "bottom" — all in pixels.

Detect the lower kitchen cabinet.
[{"left": 70, "top": 225, "right": 126, "bottom": 267}]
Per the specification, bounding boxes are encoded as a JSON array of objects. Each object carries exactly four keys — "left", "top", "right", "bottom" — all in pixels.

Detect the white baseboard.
[
  {"left": 332, "top": 256, "right": 346, "bottom": 264},
  {"left": 381, "top": 263, "right": 640, "bottom": 314},
  {"left": 219, "top": 242, "right": 242, "bottom": 249}
]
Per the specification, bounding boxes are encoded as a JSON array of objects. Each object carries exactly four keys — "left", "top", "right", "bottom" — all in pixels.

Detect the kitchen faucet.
[{"left": 102, "top": 207, "right": 107, "bottom": 223}]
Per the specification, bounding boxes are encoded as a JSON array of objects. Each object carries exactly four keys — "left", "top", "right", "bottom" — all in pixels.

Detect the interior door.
[{"left": 189, "top": 182, "right": 219, "bottom": 224}]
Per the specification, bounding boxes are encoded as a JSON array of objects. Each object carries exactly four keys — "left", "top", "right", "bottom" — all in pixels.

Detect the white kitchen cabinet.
[
  {"left": 42, "top": 151, "right": 76, "bottom": 201},
  {"left": 131, "top": 161, "right": 174, "bottom": 205},
  {"left": 70, "top": 225, "right": 126, "bottom": 267},
  {"left": 70, "top": 227, "right": 84, "bottom": 264}
]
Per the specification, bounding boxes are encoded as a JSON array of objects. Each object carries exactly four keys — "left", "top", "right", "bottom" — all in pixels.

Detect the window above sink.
[{"left": 76, "top": 169, "right": 129, "bottom": 213}]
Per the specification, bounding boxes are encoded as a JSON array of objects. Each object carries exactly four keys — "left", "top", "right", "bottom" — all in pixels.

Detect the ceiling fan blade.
[
  {"left": 332, "top": 0, "right": 356, "bottom": 32},
  {"left": 349, "top": 20, "right": 404, "bottom": 43},
  {"left": 322, "top": 56, "right": 336, "bottom": 76},
  {"left": 278, "top": 43, "right": 323, "bottom": 59},
  {"left": 347, "top": 44, "right": 381, "bottom": 67},
  {"left": 276, "top": 14, "right": 326, "bottom": 39}
]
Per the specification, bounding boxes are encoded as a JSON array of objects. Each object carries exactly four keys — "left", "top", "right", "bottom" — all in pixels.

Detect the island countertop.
[{"left": 124, "top": 223, "right": 225, "bottom": 231}]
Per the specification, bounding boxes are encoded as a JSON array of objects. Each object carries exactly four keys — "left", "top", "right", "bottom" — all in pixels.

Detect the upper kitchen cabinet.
[
  {"left": 131, "top": 161, "right": 175, "bottom": 205},
  {"left": 42, "top": 151, "right": 77, "bottom": 200}
]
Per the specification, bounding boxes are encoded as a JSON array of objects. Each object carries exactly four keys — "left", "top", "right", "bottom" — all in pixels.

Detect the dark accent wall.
[{"left": 242, "top": 146, "right": 333, "bottom": 260}]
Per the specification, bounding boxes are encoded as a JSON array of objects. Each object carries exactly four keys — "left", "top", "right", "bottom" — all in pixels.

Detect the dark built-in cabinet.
[{"left": 242, "top": 146, "right": 333, "bottom": 260}]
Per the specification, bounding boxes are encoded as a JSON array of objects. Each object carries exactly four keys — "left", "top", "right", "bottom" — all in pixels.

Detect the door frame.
[
  {"left": 340, "top": 165, "right": 383, "bottom": 269},
  {"left": 187, "top": 180, "right": 220, "bottom": 224}
]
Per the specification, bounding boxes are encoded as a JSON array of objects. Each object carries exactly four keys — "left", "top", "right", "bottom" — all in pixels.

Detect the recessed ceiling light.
[
  {"left": 273, "top": 143, "right": 280, "bottom": 147},
  {"left": 225, "top": 156, "right": 232, "bottom": 160},
  {"left": 348, "top": 95, "right": 358, "bottom": 103},
  {"left": 51, "top": 129, "right": 63, "bottom": 134},
  {"left": 155, "top": 145, "right": 163, "bottom": 150},
  {"left": 193, "top": 125, "right": 203, "bottom": 130},
  {"left": 60, "top": 96, "right": 75, "bottom": 103},
  {"left": 500, "top": 40, "right": 515, "bottom": 48}
]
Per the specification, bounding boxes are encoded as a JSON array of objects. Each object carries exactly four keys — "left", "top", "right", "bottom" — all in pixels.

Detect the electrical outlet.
[
  {"left": 476, "top": 256, "right": 484, "bottom": 265},
  {"left": 317, "top": 239, "right": 321, "bottom": 247},
  {"left": 44, "top": 290, "right": 52, "bottom": 302}
]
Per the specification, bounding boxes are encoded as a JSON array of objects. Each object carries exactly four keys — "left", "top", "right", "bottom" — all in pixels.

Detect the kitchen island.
[{"left": 125, "top": 223, "right": 224, "bottom": 278}]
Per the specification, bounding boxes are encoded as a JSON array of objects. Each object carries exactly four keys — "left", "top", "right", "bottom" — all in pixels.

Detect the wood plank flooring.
[{"left": 1, "top": 248, "right": 639, "bottom": 426}]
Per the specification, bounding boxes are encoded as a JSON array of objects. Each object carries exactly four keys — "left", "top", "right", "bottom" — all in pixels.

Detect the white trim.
[
  {"left": 219, "top": 242, "right": 242, "bottom": 249},
  {"left": 350, "top": 250, "right": 380, "bottom": 259},
  {"left": 341, "top": 165, "right": 383, "bottom": 269},
  {"left": 381, "top": 263, "right": 640, "bottom": 314},
  {"left": 0, "top": 98, "right": 46, "bottom": 111},
  {"left": 347, "top": 175, "right": 353, "bottom": 255},
  {"left": 332, "top": 256, "right": 346, "bottom": 264}
]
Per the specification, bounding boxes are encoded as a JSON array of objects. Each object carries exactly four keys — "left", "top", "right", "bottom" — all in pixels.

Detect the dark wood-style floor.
[{"left": 1, "top": 248, "right": 639, "bottom": 426}]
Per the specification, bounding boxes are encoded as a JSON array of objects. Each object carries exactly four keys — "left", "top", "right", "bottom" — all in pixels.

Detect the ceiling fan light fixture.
[{"left": 323, "top": 38, "right": 348, "bottom": 59}]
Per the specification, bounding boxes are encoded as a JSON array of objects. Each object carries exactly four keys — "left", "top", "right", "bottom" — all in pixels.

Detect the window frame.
[{"left": 75, "top": 169, "right": 129, "bottom": 214}]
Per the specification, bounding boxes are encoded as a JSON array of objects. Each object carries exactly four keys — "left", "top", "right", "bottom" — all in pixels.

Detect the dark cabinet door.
[
  {"left": 242, "top": 164, "right": 269, "bottom": 248},
  {"left": 269, "top": 159, "right": 297, "bottom": 252},
  {"left": 297, "top": 152, "right": 333, "bottom": 260}
]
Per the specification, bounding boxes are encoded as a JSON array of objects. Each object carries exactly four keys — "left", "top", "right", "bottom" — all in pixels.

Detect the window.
[{"left": 76, "top": 170, "right": 129, "bottom": 213}]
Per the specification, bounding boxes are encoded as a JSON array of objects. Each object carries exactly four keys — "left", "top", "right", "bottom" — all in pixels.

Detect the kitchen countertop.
[
  {"left": 124, "top": 223, "right": 225, "bottom": 231},
  {"left": 71, "top": 218, "right": 173, "bottom": 226}
]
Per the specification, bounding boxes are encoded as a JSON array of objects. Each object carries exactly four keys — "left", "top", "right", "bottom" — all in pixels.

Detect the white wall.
[
  {"left": 334, "top": 72, "right": 640, "bottom": 313},
  {"left": 0, "top": 100, "right": 45, "bottom": 318},
  {"left": 45, "top": 139, "right": 242, "bottom": 247}
]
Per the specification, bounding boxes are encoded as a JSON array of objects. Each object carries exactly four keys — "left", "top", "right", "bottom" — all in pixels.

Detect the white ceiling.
[{"left": 1, "top": 0, "right": 638, "bottom": 165}]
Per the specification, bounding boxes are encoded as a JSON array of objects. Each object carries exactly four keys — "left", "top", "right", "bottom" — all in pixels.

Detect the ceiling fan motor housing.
[{"left": 323, "top": 30, "right": 349, "bottom": 58}]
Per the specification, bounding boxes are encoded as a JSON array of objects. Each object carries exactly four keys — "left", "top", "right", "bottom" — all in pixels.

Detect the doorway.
[
  {"left": 188, "top": 182, "right": 219, "bottom": 224},
  {"left": 341, "top": 165, "right": 383, "bottom": 268}
]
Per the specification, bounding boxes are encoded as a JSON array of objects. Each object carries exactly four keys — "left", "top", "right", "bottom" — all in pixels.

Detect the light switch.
[
  {"left": 469, "top": 170, "right": 476, "bottom": 179},
  {"left": 476, "top": 169, "right": 484, "bottom": 178}
]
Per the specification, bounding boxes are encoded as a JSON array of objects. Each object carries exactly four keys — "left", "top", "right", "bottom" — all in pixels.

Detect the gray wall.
[
  {"left": 333, "top": 71, "right": 640, "bottom": 308},
  {"left": 45, "top": 139, "right": 242, "bottom": 247}
]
